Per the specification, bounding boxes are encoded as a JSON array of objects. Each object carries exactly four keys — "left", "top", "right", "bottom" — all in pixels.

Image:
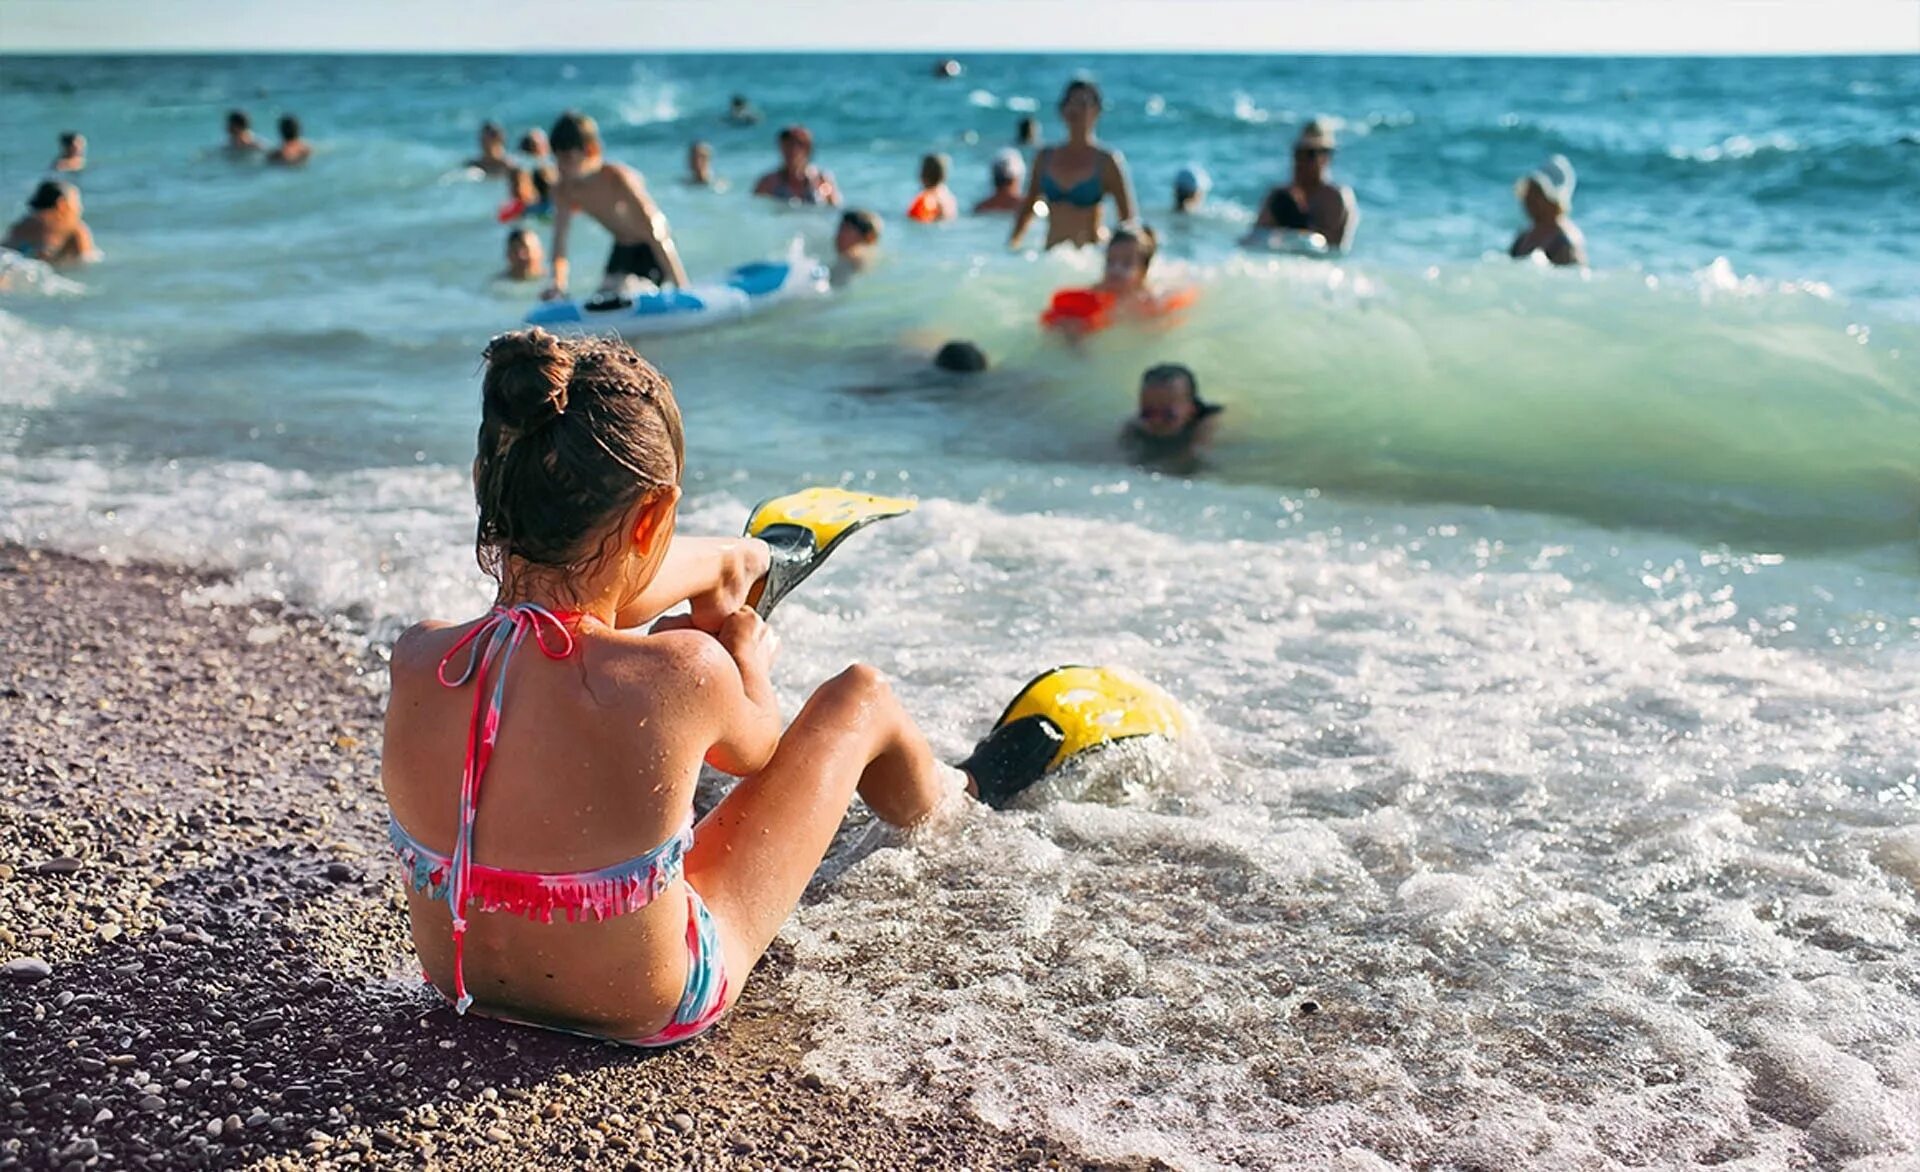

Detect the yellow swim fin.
[
  {"left": 960, "top": 665, "right": 1189, "bottom": 808},
  {"left": 743, "top": 487, "right": 918, "bottom": 617}
]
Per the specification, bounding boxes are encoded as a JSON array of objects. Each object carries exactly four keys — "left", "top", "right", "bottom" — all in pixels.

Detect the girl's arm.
[{"left": 615, "top": 535, "right": 771, "bottom": 632}]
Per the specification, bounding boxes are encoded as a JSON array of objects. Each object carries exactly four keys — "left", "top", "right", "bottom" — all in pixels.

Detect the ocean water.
[{"left": 3, "top": 52, "right": 1919, "bottom": 1170}]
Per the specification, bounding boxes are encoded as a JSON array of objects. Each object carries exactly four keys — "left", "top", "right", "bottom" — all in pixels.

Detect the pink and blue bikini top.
[{"left": 387, "top": 603, "right": 690, "bottom": 1013}]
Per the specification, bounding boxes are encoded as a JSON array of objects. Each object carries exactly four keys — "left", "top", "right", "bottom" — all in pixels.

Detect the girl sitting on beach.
[
  {"left": 380, "top": 329, "right": 963, "bottom": 1046},
  {"left": 3, "top": 181, "right": 98, "bottom": 267}
]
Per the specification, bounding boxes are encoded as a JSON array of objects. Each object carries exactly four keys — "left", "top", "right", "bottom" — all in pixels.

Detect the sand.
[{"left": 0, "top": 544, "right": 1165, "bottom": 1172}]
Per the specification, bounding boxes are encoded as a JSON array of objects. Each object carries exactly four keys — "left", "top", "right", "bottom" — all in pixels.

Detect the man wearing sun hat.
[
  {"left": 1509, "top": 154, "right": 1587, "bottom": 267},
  {"left": 1249, "top": 119, "right": 1359, "bottom": 250}
]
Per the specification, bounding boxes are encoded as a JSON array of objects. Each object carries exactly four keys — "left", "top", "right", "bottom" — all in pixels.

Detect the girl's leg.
[{"left": 683, "top": 663, "right": 956, "bottom": 990}]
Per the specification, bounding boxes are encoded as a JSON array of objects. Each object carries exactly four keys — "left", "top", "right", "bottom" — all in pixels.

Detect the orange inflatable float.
[
  {"left": 1039, "top": 285, "right": 1198, "bottom": 334},
  {"left": 907, "top": 190, "right": 945, "bottom": 223}
]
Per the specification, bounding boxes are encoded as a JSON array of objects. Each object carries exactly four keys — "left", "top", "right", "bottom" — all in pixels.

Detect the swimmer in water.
[
  {"left": 541, "top": 110, "right": 692, "bottom": 302},
  {"left": 1120, "top": 362, "right": 1222, "bottom": 473},
  {"left": 501, "top": 166, "right": 552, "bottom": 221},
  {"left": 1016, "top": 116, "right": 1040, "bottom": 148},
  {"left": 725, "top": 94, "right": 762, "bottom": 126},
  {"left": 1172, "top": 164, "right": 1209, "bottom": 214},
  {"left": 223, "top": 109, "right": 262, "bottom": 156},
  {"left": 380, "top": 328, "right": 976, "bottom": 1055},
  {"left": 267, "top": 115, "right": 312, "bottom": 166},
  {"left": 753, "top": 126, "right": 841, "bottom": 206},
  {"left": 469, "top": 121, "right": 513, "bottom": 178},
  {"left": 831, "top": 209, "right": 881, "bottom": 286},
  {"left": 3, "top": 181, "right": 98, "bottom": 266},
  {"left": 1248, "top": 120, "right": 1357, "bottom": 251},
  {"left": 907, "top": 154, "right": 958, "bottom": 223},
  {"left": 1040, "top": 225, "right": 1194, "bottom": 334},
  {"left": 501, "top": 226, "right": 545, "bottom": 281},
  {"left": 686, "top": 141, "right": 724, "bottom": 189},
  {"left": 1510, "top": 155, "right": 1587, "bottom": 268},
  {"left": 1010, "top": 79, "right": 1136, "bottom": 251},
  {"left": 51, "top": 132, "right": 86, "bottom": 173},
  {"left": 973, "top": 149, "right": 1025, "bottom": 214},
  {"left": 518, "top": 129, "right": 551, "bottom": 167}
]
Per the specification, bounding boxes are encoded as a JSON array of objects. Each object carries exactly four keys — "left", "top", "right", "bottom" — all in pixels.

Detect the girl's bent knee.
[{"left": 808, "top": 663, "right": 894, "bottom": 722}]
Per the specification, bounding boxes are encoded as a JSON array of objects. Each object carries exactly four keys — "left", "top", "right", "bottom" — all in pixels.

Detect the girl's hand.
[{"left": 717, "top": 607, "right": 780, "bottom": 684}]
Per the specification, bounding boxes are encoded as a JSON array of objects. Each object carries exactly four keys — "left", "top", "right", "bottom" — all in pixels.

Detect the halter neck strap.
[{"left": 433, "top": 602, "right": 577, "bottom": 1012}]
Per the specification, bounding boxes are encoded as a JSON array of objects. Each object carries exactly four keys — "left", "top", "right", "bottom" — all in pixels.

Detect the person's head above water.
[
  {"left": 990, "top": 148, "right": 1025, "bottom": 191},
  {"left": 1518, "top": 154, "right": 1576, "bottom": 219},
  {"left": 480, "top": 121, "right": 505, "bottom": 151},
  {"left": 226, "top": 109, "right": 252, "bottom": 140},
  {"left": 919, "top": 153, "right": 949, "bottom": 189},
  {"left": 688, "top": 140, "right": 713, "bottom": 180},
  {"left": 777, "top": 125, "right": 814, "bottom": 169},
  {"left": 1059, "top": 79, "right": 1103, "bottom": 136},
  {"left": 517, "top": 128, "right": 548, "bottom": 157},
  {"left": 933, "top": 340, "right": 988, "bottom": 374},
  {"left": 1292, "top": 120, "right": 1336, "bottom": 182},
  {"left": 1135, "top": 362, "right": 1203, "bottom": 438},
  {"left": 57, "top": 132, "right": 84, "bottom": 158},
  {"left": 278, "top": 115, "right": 302, "bottom": 143},
  {"left": 1173, "top": 164, "right": 1210, "bottom": 210},
  {"left": 836, "top": 209, "right": 882, "bottom": 253},
  {"left": 1016, "top": 116, "right": 1040, "bottom": 146},
  {"left": 1102, "top": 224, "right": 1158, "bottom": 293},
  {"left": 549, "top": 111, "right": 602, "bottom": 176},
  {"left": 504, "top": 226, "right": 544, "bottom": 279},
  {"left": 27, "top": 180, "right": 79, "bottom": 219},
  {"left": 473, "top": 329, "right": 685, "bottom": 595}
]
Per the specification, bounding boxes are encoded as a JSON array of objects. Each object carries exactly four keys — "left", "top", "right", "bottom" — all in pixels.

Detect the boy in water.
[
  {"left": 224, "top": 110, "right": 261, "bottom": 155},
  {"left": 501, "top": 227, "right": 544, "bottom": 282},
  {"left": 3, "top": 181, "right": 98, "bottom": 266},
  {"left": 973, "top": 149, "right": 1024, "bottom": 214},
  {"left": 686, "top": 141, "right": 722, "bottom": 189},
  {"left": 831, "top": 209, "right": 881, "bottom": 286},
  {"left": 907, "top": 154, "right": 958, "bottom": 222},
  {"left": 469, "top": 121, "right": 513, "bottom": 177},
  {"left": 51, "top": 132, "right": 86, "bottom": 173},
  {"left": 1120, "top": 362, "right": 1221, "bottom": 472},
  {"left": 542, "top": 111, "right": 690, "bottom": 302},
  {"left": 267, "top": 115, "right": 311, "bottom": 166},
  {"left": 1510, "top": 155, "right": 1587, "bottom": 267}
]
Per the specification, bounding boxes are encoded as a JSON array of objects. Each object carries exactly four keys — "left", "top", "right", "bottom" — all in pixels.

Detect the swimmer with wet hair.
[
  {"left": 470, "top": 121, "right": 513, "bottom": 177},
  {"left": 1121, "top": 362, "right": 1221, "bottom": 472},
  {"left": 268, "top": 115, "right": 312, "bottom": 166},
  {"left": 1040, "top": 224, "right": 1197, "bottom": 334},
  {"left": 1173, "top": 165, "right": 1210, "bottom": 213},
  {"left": 686, "top": 141, "right": 722, "bottom": 189},
  {"left": 501, "top": 227, "right": 545, "bottom": 282},
  {"left": 3, "top": 180, "right": 98, "bottom": 266},
  {"left": 933, "top": 340, "right": 988, "bottom": 374},
  {"left": 973, "top": 149, "right": 1025, "bottom": 214},
  {"left": 831, "top": 209, "right": 882, "bottom": 286},
  {"left": 541, "top": 110, "right": 692, "bottom": 302},
  {"left": 754, "top": 125, "right": 840, "bottom": 206},
  {"left": 518, "top": 128, "right": 551, "bottom": 164},
  {"left": 224, "top": 109, "right": 262, "bottom": 155},
  {"left": 907, "top": 154, "right": 958, "bottom": 223},
  {"left": 51, "top": 132, "right": 86, "bottom": 173},
  {"left": 1510, "top": 155, "right": 1587, "bottom": 267},
  {"left": 725, "top": 94, "right": 762, "bottom": 126}
]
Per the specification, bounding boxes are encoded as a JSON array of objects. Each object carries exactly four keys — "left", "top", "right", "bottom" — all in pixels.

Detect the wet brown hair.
[
  {"left": 1060, "top": 80, "right": 1103, "bottom": 111},
  {"left": 549, "top": 111, "right": 601, "bottom": 155},
  {"left": 1110, "top": 224, "right": 1158, "bottom": 273},
  {"left": 473, "top": 329, "right": 684, "bottom": 584}
]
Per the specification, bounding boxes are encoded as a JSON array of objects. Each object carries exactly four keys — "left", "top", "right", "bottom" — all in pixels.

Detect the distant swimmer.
[
  {"left": 517, "top": 128, "right": 551, "bottom": 166},
  {"left": 499, "top": 165, "right": 553, "bottom": 222},
  {"left": 685, "top": 141, "right": 726, "bottom": 190},
  {"left": 933, "top": 58, "right": 964, "bottom": 79},
  {"left": 1120, "top": 362, "right": 1222, "bottom": 473},
  {"left": 542, "top": 110, "right": 692, "bottom": 301},
  {"left": 725, "top": 94, "right": 762, "bottom": 126},
  {"left": 1247, "top": 120, "right": 1358, "bottom": 251},
  {"left": 933, "top": 340, "right": 988, "bottom": 373},
  {"left": 50, "top": 131, "right": 86, "bottom": 174},
  {"left": 1009, "top": 79, "right": 1137, "bottom": 251},
  {"left": 831, "top": 209, "right": 881, "bottom": 285},
  {"left": 501, "top": 226, "right": 545, "bottom": 282},
  {"left": 1172, "top": 164, "right": 1209, "bottom": 214},
  {"left": 1041, "top": 225, "right": 1195, "bottom": 334},
  {"left": 267, "top": 115, "right": 312, "bottom": 166},
  {"left": 1510, "top": 155, "right": 1587, "bottom": 267},
  {"left": 906, "top": 154, "right": 957, "bottom": 223},
  {"left": 223, "top": 109, "right": 262, "bottom": 156},
  {"left": 1016, "top": 116, "right": 1040, "bottom": 148},
  {"left": 469, "top": 121, "right": 513, "bottom": 177},
  {"left": 2, "top": 181, "right": 98, "bottom": 266},
  {"left": 973, "top": 149, "right": 1025, "bottom": 214},
  {"left": 753, "top": 125, "right": 841, "bottom": 206}
]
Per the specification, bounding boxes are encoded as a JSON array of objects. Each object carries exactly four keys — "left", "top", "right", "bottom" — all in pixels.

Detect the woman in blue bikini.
[{"left": 1009, "top": 80, "right": 1137, "bottom": 251}]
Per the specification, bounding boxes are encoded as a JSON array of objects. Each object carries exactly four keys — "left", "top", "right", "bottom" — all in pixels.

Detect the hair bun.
[{"left": 483, "top": 328, "right": 574, "bottom": 433}]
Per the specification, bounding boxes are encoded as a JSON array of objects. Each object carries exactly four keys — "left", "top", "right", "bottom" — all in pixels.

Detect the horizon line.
[{"left": 5, "top": 47, "right": 1918, "bottom": 59}]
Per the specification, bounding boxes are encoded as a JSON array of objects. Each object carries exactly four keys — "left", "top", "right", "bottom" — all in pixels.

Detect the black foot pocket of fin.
[
  {"left": 959, "top": 665, "right": 1190, "bottom": 810},
  {"left": 960, "top": 715, "right": 1065, "bottom": 809},
  {"left": 742, "top": 487, "right": 917, "bottom": 618}
]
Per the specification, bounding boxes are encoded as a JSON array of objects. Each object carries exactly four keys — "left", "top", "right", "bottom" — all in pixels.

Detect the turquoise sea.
[{"left": 2, "top": 53, "right": 1918, "bottom": 1169}]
